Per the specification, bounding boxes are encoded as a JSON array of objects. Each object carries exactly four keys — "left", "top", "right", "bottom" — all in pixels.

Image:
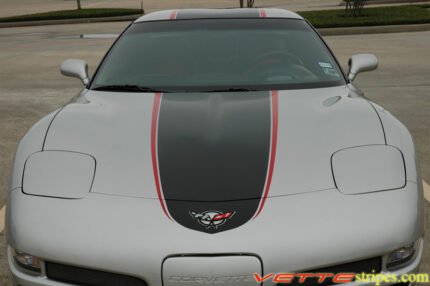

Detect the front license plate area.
[{"left": 162, "top": 255, "right": 262, "bottom": 286}]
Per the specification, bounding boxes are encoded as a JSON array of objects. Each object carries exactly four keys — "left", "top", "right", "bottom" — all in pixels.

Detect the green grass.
[
  {"left": 0, "top": 8, "right": 142, "bottom": 23},
  {"left": 299, "top": 5, "right": 430, "bottom": 28}
]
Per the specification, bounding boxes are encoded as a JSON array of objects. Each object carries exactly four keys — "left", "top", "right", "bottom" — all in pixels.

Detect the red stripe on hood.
[
  {"left": 151, "top": 93, "right": 172, "bottom": 220},
  {"left": 254, "top": 90, "right": 278, "bottom": 218}
]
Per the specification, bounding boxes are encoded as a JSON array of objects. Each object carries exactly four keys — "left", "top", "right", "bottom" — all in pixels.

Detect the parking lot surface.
[{"left": 0, "top": 21, "right": 429, "bottom": 285}]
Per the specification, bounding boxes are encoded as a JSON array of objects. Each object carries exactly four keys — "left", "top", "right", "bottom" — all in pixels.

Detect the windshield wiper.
[
  {"left": 93, "top": 85, "right": 257, "bottom": 93},
  {"left": 205, "top": 88, "right": 257, "bottom": 92},
  {"left": 93, "top": 85, "right": 168, "bottom": 93}
]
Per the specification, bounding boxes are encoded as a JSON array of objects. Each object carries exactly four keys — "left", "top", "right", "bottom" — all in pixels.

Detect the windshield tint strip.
[{"left": 175, "top": 10, "right": 261, "bottom": 19}]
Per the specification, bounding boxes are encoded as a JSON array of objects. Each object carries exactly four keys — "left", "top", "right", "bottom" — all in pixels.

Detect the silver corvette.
[{"left": 6, "top": 8, "right": 424, "bottom": 286}]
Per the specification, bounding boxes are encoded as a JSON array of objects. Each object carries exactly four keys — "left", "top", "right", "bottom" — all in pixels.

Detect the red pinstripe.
[
  {"left": 254, "top": 90, "right": 279, "bottom": 218},
  {"left": 259, "top": 8, "right": 267, "bottom": 18},
  {"left": 152, "top": 90, "right": 278, "bottom": 220},
  {"left": 151, "top": 93, "right": 172, "bottom": 220},
  {"left": 170, "top": 11, "right": 178, "bottom": 20}
]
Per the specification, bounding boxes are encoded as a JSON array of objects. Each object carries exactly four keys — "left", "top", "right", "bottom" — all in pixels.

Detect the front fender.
[{"left": 10, "top": 109, "right": 62, "bottom": 190}]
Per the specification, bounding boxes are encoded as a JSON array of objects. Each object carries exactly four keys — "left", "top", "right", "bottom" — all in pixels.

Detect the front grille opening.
[
  {"left": 46, "top": 261, "right": 148, "bottom": 286},
  {"left": 278, "top": 256, "right": 382, "bottom": 286}
]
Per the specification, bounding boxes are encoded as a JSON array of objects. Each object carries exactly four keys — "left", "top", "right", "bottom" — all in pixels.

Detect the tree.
[
  {"left": 345, "top": 0, "right": 366, "bottom": 17},
  {"left": 76, "top": 0, "right": 82, "bottom": 10},
  {"left": 239, "top": 0, "right": 254, "bottom": 8}
]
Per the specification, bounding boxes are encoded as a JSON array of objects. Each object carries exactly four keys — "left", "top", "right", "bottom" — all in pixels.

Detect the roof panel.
[{"left": 135, "top": 8, "right": 303, "bottom": 22}]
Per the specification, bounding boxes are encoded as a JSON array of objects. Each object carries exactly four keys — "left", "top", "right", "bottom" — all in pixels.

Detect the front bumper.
[
  {"left": 8, "top": 238, "right": 424, "bottom": 286},
  {"left": 7, "top": 182, "right": 425, "bottom": 286}
]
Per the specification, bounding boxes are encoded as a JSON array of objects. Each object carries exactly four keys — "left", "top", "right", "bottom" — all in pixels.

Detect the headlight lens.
[
  {"left": 331, "top": 145, "right": 405, "bottom": 195},
  {"left": 386, "top": 243, "right": 416, "bottom": 270},
  {"left": 13, "top": 249, "right": 41, "bottom": 273}
]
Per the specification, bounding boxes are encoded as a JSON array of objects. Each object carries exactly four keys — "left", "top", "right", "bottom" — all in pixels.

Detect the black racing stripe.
[
  {"left": 158, "top": 92, "right": 271, "bottom": 202},
  {"left": 176, "top": 10, "right": 261, "bottom": 20},
  {"left": 157, "top": 92, "right": 271, "bottom": 233}
]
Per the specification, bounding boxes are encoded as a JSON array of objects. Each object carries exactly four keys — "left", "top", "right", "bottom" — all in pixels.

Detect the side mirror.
[
  {"left": 347, "top": 54, "right": 378, "bottom": 82},
  {"left": 61, "top": 59, "right": 89, "bottom": 86}
]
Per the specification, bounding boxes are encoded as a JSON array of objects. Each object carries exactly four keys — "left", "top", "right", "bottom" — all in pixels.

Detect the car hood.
[{"left": 44, "top": 86, "right": 385, "bottom": 200}]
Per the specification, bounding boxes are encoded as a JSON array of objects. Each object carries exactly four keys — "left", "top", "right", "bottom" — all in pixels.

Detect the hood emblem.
[{"left": 189, "top": 210, "right": 235, "bottom": 229}]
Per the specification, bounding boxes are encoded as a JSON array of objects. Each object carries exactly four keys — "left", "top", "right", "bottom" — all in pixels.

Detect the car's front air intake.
[{"left": 45, "top": 261, "right": 148, "bottom": 286}]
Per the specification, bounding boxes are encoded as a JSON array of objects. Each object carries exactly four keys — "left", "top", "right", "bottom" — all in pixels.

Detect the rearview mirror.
[
  {"left": 347, "top": 54, "right": 378, "bottom": 82},
  {"left": 61, "top": 59, "right": 89, "bottom": 86}
]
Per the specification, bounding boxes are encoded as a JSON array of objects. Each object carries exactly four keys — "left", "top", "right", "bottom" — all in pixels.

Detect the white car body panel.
[
  {"left": 6, "top": 8, "right": 424, "bottom": 286},
  {"left": 332, "top": 145, "right": 405, "bottom": 194},
  {"left": 370, "top": 102, "right": 420, "bottom": 184},
  {"left": 10, "top": 109, "right": 61, "bottom": 190},
  {"left": 23, "top": 151, "right": 95, "bottom": 198},
  {"left": 7, "top": 182, "right": 423, "bottom": 285},
  {"left": 42, "top": 87, "right": 385, "bottom": 199}
]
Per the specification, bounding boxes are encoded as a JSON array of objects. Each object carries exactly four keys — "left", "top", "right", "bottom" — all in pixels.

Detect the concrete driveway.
[{"left": 0, "top": 21, "right": 429, "bottom": 285}]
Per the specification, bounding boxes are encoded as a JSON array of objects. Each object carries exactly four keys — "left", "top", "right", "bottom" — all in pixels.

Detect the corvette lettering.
[
  {"left": 169, "top": 275, "right": 254, "bottom": 284},
  {"left": 189, "top": 211, "right": 235, "bottom": 229}
]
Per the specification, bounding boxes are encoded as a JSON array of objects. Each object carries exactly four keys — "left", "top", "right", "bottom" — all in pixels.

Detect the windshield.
[{"left": 91, "top": 19, "right": 345, "bottom": 92}]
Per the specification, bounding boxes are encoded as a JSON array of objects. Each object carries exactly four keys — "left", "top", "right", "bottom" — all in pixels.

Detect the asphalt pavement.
[{"left": 0, "top": 22, "right": 429, "bottom": 285}]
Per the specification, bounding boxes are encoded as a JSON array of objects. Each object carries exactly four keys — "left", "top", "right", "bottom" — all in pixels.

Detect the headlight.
[
  {"left": 386, "top": 242, "right": 417, "bottom": 270},
  {"left": 13, "top": 249, "right": 41, "bottom": 273},
  {"left": 331, "top": 145, "right": 405, "bottom": 195},
  {"left": 23, "top": 151, "right": 96, "bottom": 199}
]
